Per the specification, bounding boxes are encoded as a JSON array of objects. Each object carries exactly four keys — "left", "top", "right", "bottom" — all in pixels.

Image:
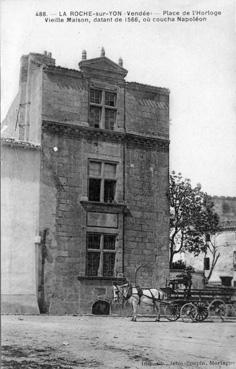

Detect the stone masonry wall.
[
  {"left": 39, "top": 57, "right": 169, "bottom": 314},
  {"left": 39, "top": 130, "right": 84, "bottom": 313},
  {"left": 40, "top": 129, "right": 125, "bottom": 314},
  {"left": 40, "top": 128, "right": 169, "bottom": 313},
  {"left": 2, "top": 52, "right": 170, "bottom": 315},
  {"left": 42, "top": 70, "right": 88, "bottom": 125},
  {"left": 124, "top": 143, "right": 169, "bottom": 288},
  {"left": 126, "top": 83, "right": 169, "bottom": 140}
]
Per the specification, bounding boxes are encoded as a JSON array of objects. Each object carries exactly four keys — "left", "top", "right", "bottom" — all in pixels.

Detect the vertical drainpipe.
[
  {"left": 122, "top": 83, "right": 126, "bottom": 277},
  {"left": 39, "top": 228, "right": 49, "bottom": 313}
]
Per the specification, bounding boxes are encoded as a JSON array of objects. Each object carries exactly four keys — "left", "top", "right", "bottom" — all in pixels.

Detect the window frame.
[
  {"left": 88, "top": 160, "right": 117, "bottom": 203},
  {"left": 105, "top": 109, "right": 117, "bottom": 130},
  {"left": 89, "top": 88, "right": 117, "bottom": 130},
  {"left": 90, "top": 89, "right": 102, "bottom": 104},
  {"left": 89, "top": 106, "right": 102, "bottom": 128},
  {"left": 105, "top": 91, "right": 117, "bottom": 107},
  {"left": 86, "top": 232, "right": 117, "bottom": 277}
]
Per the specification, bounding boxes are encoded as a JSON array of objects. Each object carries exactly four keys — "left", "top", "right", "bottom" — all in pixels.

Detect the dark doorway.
[
  {"left": 92, "top": 300, "right": 110, "bottom": 315},
  {"left": 220, "top": 276, "right": 233, "bottom": 287}
]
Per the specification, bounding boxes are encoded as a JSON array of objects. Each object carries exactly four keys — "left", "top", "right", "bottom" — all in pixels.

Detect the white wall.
[{"left": 1, "top": 144, "right": 41, "bottom": 313}]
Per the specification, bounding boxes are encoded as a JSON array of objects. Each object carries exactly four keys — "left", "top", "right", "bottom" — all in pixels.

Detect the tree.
[
  {"left": 168, "top": 171, "right": 220, "bottom": 268},
  {"left": 204, "top": 233, "right": 221, "bottom": 281}
]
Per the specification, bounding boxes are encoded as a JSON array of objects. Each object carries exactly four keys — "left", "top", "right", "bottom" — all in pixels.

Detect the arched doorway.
[{"left": 92, "top": 300, "right": 110, "bottom": 315}]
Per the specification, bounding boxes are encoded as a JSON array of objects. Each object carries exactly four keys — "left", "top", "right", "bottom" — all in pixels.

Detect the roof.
[{"left": 1, "top": 137, "right": 41, "bottom": 150}]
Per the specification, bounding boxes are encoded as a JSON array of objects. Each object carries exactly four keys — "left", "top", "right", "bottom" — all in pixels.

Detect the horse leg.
[
  {"left": 154, "top": 301, "right": 160, "bottom": 322},
  {"left": 131, "top": 300, "right": 137, "bottom": 322}
]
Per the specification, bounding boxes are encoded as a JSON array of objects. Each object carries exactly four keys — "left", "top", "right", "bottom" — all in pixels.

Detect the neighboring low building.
[
  {"left": 184, "top": 197, "right": 236, "bottom": 286},
  {"left": 1, "top": 49, "right": 170, "bottom": 314},
  {"left": 1, "top": 140, "right": 41, "bottom": 313}
]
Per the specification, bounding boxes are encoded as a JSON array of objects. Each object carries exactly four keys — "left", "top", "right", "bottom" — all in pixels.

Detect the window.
[
  {"left": 88, "top": 161, "right": 117, "bottom": 203},
  {"left": 89, "top": 178, "right": 101, "bottom": 201},
  {"left": 90, "top": 89, "right": 102, "bottom": 104},
  {"left": 86, "top": 233, "right": 116, "bottom": 276},
  {"left": 105, "top": 92, "right": 116, "bottom": 107},
  {"left": 90, "top": 106, "right": 101, "bottom": 128},
  {"left": 104, "top": 180, "right": 116, "bottom": 203},
  {"left": 105, "top": 109, "right": 116, "bottom": 130},
  {"left": 89, "top": 88, "right": 117, "bottom": 130}
]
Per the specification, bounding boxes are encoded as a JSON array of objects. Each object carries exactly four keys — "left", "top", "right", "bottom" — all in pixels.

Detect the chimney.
[
  {"left": 18, "top": 51, "right": 55, "bottom": 141},
  {"left": 26, "top": 51, "right": 55, "bottom": 67},
  {"left": 118, "top": 57, "right": 123, "bottom": 67},
  {"left": 43, "top": 51, "right": 52, "bottom": 57},
  {"left": 101, "top": 47, "right": 105, "bottom": 57},
  {"left": 82, "top": 50, "right": 87, "bottom": 60}
]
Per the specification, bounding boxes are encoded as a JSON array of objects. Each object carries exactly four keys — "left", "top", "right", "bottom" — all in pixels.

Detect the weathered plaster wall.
[
  {"left": 1, "top": 144, "right": 40, "bottom": 313},
  {"left": 27, "top": 63, "right": 43, "bottom": 143},
  {"left": 185, "top": 231, "right": 236, "bottom": 285},
  {"left": 206, "top": 232, "right": 236, "bottom": 283},
  {"left": 2, "top": 52, "right": 53, "bottom": 144}
]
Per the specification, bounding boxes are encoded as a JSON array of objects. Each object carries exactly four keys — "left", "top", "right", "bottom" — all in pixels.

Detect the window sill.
[
  {"left": 80, "top": 200, "right": 128, "bottom": 214},
  {"left": 77, "top": 276, "right": 126, "bottom": 282}
]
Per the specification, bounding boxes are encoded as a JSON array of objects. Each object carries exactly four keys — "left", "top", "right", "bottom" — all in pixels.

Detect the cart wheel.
[
  {"left": 180, "top": 303, "right": 197, "bottom": 322},
  {"left": 208, "top": 299, "right": 226, "bottom": 321},
  {"left": 194, "top": 302, "right": 208, "bottom": 322},
  {"left": 164, "top": 303, "right": 180, "bottom": 321}
]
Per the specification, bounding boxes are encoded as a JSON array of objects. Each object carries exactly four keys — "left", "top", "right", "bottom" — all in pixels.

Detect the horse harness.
[{"left": 125, "top": 285, "right": 159, "bottom": 305}]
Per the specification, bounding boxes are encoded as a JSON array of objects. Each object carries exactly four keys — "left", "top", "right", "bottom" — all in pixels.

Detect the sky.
[{"left": 1, "top": 0, "right": 236, "bottom": 196}]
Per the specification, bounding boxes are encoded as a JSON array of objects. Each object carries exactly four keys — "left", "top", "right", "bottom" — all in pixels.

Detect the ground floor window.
[{"left": 86, "top": 233, "right": 116, "bottom": 277}]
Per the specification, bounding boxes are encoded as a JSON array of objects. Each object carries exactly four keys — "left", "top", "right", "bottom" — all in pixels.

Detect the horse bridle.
[{"left": 113, "top": 282, "right": 130, "bottom": 301}]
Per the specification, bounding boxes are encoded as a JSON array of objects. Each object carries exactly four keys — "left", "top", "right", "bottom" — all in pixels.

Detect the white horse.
[{"left": 113, "top": 282, "right": 166, "bottom": 322}]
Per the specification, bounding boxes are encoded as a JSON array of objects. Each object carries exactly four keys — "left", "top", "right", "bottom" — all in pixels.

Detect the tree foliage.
[{"left": 169, "top": 171, "right": 220, "bottom": 267}]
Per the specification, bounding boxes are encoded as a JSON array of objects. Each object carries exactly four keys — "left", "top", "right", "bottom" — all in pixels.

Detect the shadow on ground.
[{"left": 1, "top": 345, "right": 102, "bottom": 368}]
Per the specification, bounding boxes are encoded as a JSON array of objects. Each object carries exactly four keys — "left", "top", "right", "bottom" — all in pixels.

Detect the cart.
[{"left": 161, "top": 275, "right": 230, "bottom": 322}]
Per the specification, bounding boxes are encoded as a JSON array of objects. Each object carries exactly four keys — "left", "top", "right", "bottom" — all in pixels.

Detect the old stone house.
[
  {"left": 1, "top": 49, "right": 170, "bottom": 314},
  {"left": 183, "top": 197, "right": 236, "bottom": 287}
]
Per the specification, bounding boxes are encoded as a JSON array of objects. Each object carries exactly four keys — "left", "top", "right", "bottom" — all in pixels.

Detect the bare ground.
[{"left": 1, "top": 315, "right": 236, "bottom": 369}]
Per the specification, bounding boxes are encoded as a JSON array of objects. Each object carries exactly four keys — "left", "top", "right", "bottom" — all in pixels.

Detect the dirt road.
[{"left": 2, "top": 315, "right": 236, "bottom": 369}]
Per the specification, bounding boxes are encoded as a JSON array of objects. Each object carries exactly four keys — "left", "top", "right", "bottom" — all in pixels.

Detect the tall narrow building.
[{"left": 2, "top": 49, "right": 170, "bottom": 314}]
